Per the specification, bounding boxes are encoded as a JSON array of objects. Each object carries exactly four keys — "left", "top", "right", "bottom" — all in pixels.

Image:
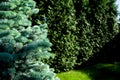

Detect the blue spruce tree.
[{"left": 0, "top": 0, "right": 59, "bottom": 80}]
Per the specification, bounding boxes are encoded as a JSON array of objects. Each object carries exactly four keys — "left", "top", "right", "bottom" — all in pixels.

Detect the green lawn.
[
  {"left": 57, "top": 63, "right": 120, "bottom": 80},
  {"left": 57, "top": 70, "right": 91, "bottom": 80}
]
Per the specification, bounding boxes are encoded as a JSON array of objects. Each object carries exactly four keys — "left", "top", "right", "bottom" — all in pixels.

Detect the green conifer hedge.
[
  {"left": 73, "top": 0, "right": 119, "bottom": 65},
  {"left": 32, "top": 0, "right": 119, "bottom": 72},
  {"left": 33, "top": 0, "right": 80, "bottom": 72}
]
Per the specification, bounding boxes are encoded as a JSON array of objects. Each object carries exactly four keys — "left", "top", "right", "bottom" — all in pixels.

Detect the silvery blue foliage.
[{"left": 0, "top": 0, "right": 59, "bottom": 80}]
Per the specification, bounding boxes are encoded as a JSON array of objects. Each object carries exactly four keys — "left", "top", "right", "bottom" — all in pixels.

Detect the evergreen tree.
[
  {"left": 32, "top": 0, "right": 79, "bottom": 72},
  {"left": 0, "top": 0, "right": 59, "bottom": 80},
  {"left": 73, "top": 0, "right": 119, "bottom": 65}
]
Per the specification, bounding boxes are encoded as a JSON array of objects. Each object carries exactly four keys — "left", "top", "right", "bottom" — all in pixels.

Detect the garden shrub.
[
  {"left": 32, "top": 0, "right": 119, "bottom": 72},
  {"left": 73, "top": 0, "right": 119, "bottom": 66},
  {"left": 33, "top": 0, "right": 80, "bottom": 72}
]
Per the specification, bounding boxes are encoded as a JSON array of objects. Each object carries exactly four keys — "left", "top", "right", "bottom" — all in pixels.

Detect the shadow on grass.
[
  {"left": 83, "top": 63, "right": 120, "bottom": 80},
  {"left": 57, "top": 63, "right": 120, "bottom": 80}
]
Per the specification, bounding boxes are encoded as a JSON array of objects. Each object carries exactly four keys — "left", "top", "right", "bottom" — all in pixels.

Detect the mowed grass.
[
  {"left": 57, "top": 70, "right": 91, "bottom": 80},
  {"left": 57, "top": 63, "right": 120, "bottom": 80},
  {"left": 85, "top": 63, "right": 120, "bottom": 80}
]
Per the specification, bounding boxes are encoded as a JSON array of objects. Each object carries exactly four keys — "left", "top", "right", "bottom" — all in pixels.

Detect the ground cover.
[{"left": 57, "top": 63, "right": 120, "bottom": 80}]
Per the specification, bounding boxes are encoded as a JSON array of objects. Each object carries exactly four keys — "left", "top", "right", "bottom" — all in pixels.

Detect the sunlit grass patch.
[
  {"left": 57, "top": 63, "right": 120, "bottom": 80},
  {"left": 57, "top": 70, "right": 91, "bottom": 80}
]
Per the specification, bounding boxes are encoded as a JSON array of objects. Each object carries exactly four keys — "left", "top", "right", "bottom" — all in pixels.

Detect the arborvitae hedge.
[
  {"left": 32, "top": 0, "right": 119, "bottom": 72},
  {"left": 33, "top": 0, "right": 79, "bottom": 72},
  {"left": 0, "top": 0, "right": 59, "bottom": 80},
  {"left": 73, "top": 0, "right": 119, "bottom": 65}
]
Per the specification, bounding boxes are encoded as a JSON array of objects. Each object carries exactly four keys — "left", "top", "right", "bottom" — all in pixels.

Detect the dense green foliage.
[
  {"left": 32, "top": 0, "right": 119, "bottom": 72},
  {"left": 73, "top": 0, "right": 119, "bottom": 65},
  {"left": 33, "top": 0, "right": 80, "bottom": 72},
  {"left": 0, "top": 0, "right": 59, "bottom": 80}
]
